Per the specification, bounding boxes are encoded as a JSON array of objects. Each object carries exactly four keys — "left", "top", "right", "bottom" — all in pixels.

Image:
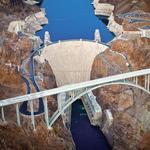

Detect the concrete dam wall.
[{"left": 36, "top": 40, "right": 108, "bottom": 86}]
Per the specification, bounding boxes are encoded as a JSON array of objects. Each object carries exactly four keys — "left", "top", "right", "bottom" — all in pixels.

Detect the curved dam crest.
[{"left": 36, "top": 40, "right": 108, "bottom": 86}]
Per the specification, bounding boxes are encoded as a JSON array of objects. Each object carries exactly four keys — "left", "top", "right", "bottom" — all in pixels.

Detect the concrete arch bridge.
[{"left": 0, "top": 68, "right": 150, "bottom": 130}]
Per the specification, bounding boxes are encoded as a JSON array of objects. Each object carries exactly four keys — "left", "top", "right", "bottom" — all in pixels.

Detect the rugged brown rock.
[
  {"left": 111, "top": 37, "right": 150, "bottom": 70},
  {"left": 0, "top": 0, "right": 40, "bottom": 31},
  {"left": 0, "top": 31, "right": 32, "bottom": 99},
  {"left": 0, "top": 122, "right": 73, "bottom": 150},
  {"left": 99, "top": 0, "right": 122, "bottom": 5},
  {"left": 115, "top": 1, "right": 150, "bottom": 30},
  {"left": 91, "top": 48, "right": 150, "bottom": 150},
  {"left": 99, "top": 0, "right": 150, "bottom": 31},
  {"left": 0, "top": 32, "right": 74, "bottom": 149}
]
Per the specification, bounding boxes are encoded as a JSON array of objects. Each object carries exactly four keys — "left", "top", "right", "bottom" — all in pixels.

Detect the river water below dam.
[{"left": 38, "top": 0, "right": 114, "bottom": 149}]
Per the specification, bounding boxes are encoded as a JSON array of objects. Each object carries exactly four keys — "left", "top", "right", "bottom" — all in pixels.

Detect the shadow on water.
[
  {"left": 71, "top": 100, "right": 112, "bottom": 150},
  {"left": 96, "top": 15, "right": 109, "bottom": 25}
]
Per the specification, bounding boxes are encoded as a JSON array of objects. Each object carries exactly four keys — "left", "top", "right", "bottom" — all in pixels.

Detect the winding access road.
[{"left": 20, "top": 47, "right": 44, "bottom": 115}]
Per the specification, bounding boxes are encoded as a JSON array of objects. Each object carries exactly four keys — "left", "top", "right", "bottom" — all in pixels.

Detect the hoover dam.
[{"left": 36, "top": 40, "right": 108, "bottom": 86}]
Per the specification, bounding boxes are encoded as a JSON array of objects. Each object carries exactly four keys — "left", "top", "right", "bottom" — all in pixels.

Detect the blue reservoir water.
[
  {"left": 37, "top": 0, "right": 114, "bottom": 42},
  {"left": 38, "top": 0, "right": 113, "bottom": 149}
]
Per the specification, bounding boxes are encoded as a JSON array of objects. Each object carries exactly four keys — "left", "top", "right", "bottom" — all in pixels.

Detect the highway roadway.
[{"left": 20, "top": 47, "right": 44, "bottom": 115}]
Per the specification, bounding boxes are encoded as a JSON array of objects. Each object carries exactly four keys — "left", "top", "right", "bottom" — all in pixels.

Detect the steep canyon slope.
[
  {"left": 92, "top": 0, "right": 150, "bottom": 149},
  {"left": 91, "top": 48, "right": 150, "bottom": 150}
]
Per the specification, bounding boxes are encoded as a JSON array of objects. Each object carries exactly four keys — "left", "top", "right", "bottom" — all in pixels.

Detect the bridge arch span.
[{"left": 49, "top": 81, "right": 150, "bottom": 127}]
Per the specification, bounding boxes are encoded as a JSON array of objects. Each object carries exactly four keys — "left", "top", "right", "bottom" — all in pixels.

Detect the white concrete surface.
[
  {"left": 140, "top": 29, "right": 150, "bottom": 38},
  {"left": 107, "top": 13, "right": 124, "bottom": 36},
  {"left": 93, "top": 3, "right": 114, "bottom": 16},
  {"left": 8, "top": 21, "right": 25, "bottom": 33},
  {"left": 37, "top": 40, "right": 108, "bottom": 86},
  {"left": 44, "top": 31, "right": 52, "bottom": 46},
  {"left": 83, "top": 91, "right": 102, "bottom": 126}
]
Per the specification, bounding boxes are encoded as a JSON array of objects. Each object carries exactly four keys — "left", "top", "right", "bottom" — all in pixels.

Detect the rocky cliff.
[
  {"left": 107, "top": 0, "right": 150, "bottom": 31},
  {"left": 0, "top": 121, "right": 73, "bottom": 150},
  {"left": 114, "top": 0, "right": 150, "bottom": 15},
  {"left": 0, "top": 31, "right": 74, "bottom": 149},
  {"left": 97, "top": 0, "right": 150, "bottom": 36},
  {"left": 91, "top": 42, "right": 150, "bottom": 150},
  {"left": 93, "top": 1, "right": 150, "bottom": 149},
  {"left": 99, "top": 0, "right": 150, "bottom": 15},
  {"left": 111, "top": 37, "right": 150, "bottom": 70},
  {"left": 0, "top": 0, "right": 40, "bottom": 31},
  {"left": 0, "top": 31, "right": 32, "bottom": 99},
  {"left": 99, "top": 0, "right": 122, "bottom": 5}
]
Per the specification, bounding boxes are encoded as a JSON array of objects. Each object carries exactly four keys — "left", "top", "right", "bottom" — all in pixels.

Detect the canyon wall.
[
  {"left": 96, "top": 0, "right": 150, "bottom": 36},
  {"left": 0, "top": 31, "right": 32, "bottom": 99},
  {"left": 0, "top": 31, "right": 74, "bottom": 150},
  {"left": 111, "top": 0, "right": 150, "bottom": 31},
  {"left": 92, "top": 1, "right": 150, "bottom": 149},
  {"left": 111, "top": 37, "right": 150, "bottom": 70},
  {"left": 91, "top": 47, "right": 150, "bottom": 150},
  {"left": 98, "top": 0, "right": 122, "bottom": 5},
  {"left": 0, "top": 1, "right": 40, "bottom": 31}
]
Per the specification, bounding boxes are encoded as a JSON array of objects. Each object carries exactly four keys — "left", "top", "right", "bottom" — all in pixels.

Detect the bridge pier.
[
  {"left": 43, "top": 97, "right": 50, "bottom": 129},
  {"left": 57, "top": 92, "right": 72, "bottom": 129},
  {"left": 16, "top": 104, "right": 21, "bottom": 126},
  {"left": 1, "top": 107, "right": 6, "bottom": 123},
  {"left": 145, "top": 74, "right": 150, "bottom": 90},
  {"left": 30, "top": 100, "right": 36, "bottom": 131}
]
